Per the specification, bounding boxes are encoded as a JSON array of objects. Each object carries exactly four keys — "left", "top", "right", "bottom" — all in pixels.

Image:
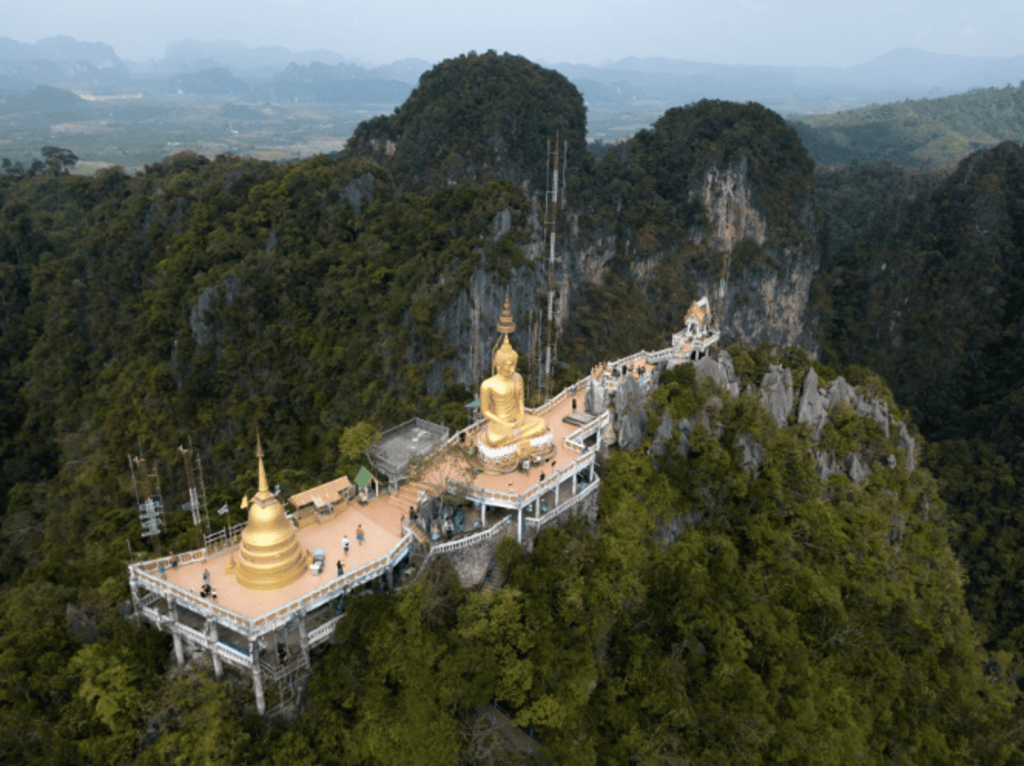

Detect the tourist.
[
  {"left": 337, "top": 560, "right": 344, "bottom": 577},
  {"left": 342, "top": 535, "right": 350, "bottom": 554},
  {"left": 356, "top": 525, "right": 365, "bottom": 544}
]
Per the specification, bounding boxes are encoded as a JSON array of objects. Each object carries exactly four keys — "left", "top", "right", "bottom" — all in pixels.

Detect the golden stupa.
[{"left": 227, "top": 437, "right": 310, "bottom": 590}]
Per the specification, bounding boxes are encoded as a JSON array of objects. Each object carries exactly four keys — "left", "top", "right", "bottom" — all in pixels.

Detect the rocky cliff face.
[{"left": 348, "top": 56, "right": 823, "bottom": 393}]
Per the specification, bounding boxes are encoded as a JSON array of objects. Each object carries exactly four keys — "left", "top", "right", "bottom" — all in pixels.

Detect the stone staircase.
[
  {"left": 481, "top": 562, "right": 506, "bottom": 593},
  {"left": 388, "top": 480, "right": 433, "bottom": 515}
]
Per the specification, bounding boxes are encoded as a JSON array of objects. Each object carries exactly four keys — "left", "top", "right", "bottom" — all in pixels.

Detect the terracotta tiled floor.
[{"left": 163, "top": 390, "right": 601, "bottom": 618}]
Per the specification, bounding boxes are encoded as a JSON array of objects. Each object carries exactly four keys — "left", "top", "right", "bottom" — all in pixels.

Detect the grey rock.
[
  {"left": 66, "top": 603, "right": 101, "bottom": 645},
  {"left": 897, "top": 421, "right": 916, "bottom": 472},
  {"left": 648, "top": 410, "right": 675, "bottom": 458},
  {"left": 759, "top": 364, "right": 794, "bottom": 427},
  {"left": 888, "top": 454, "right": 898, "bottom": 469},
  {"left": 341, "top": 172, "right": 376, "bottom": 213},
  {"left": 675, "top": 418, "right": 694, "bottom": 456},
  {"left": 825, "top": 376, "right": 856, "bottom": 409},
  {"left": 717, "top": 349, "right": 741, "bottom": 397},
  {"left": 189, "top": 274, "right": 238, "bottom": 347},
  {"left": 846, "top": 453, "right": 872, "bottom": 483},
  {"left": 814, "top": 451, "right": 843, "bottom": 481},
  {"left": 585, "top": 378, "right": 608, "bottom": 415},
  {"left": 492, "top": 208, "right": 511, "bottom": 238},
  {"left": 736, "top": 434, "right": 764, "bottom": 477},
  {"left": 796, "top": 367, "right": 828, "bottom": 438},
  {"left": 614, "top": 374, "right": 647, "bottom": 452},
  {"left": 119, "top": 600, "right": 135, "bottom": 619},
  {"left": 695, "top": 356, "right": 730, "bottom": 392},
  {"left": 854, "top": 397, "right": 890, "bottom": 437}
]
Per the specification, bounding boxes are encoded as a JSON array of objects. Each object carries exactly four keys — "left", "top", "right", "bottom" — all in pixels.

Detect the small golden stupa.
[{"left": 227, "top": 437, "right": 310, "bottom": 590}]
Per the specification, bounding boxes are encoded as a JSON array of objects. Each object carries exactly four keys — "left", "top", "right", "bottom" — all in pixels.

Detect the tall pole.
[{"left": 545, "top": 134, "right": 560, "bottom": 399}]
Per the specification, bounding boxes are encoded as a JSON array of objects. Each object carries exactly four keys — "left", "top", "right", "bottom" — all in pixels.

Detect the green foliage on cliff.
[
  {"left": 290, "top": 373, "right": 1019, "bottom": 765},
  {"left": 346, "top": 50, "right": 589, "bottom": 193},
  {"left": 817, "top": 142, "right": 1024, "bottom": 658},
  {"left": 791, "top": 82, "right": 1024, "bottom": 170}
]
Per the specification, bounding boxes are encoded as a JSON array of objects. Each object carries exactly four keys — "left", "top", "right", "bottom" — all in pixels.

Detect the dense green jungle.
[
  {"left": 791, "top": 80, "right": 1024, "bottom": 170},
  {"left": 2, "top": 50, "right": 1024, "bottom": 764}
]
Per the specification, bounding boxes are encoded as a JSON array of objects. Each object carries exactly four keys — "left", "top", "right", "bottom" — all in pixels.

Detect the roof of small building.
[
  {"left": 288, "top": 475, "right": 353, "bottom": 509},
  {"left": 685, "top": 298, "right": 709, "bottom": 325}
]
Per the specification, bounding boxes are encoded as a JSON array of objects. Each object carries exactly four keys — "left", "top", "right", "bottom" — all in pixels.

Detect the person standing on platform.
[
  {"left": 356, "top": 524, "right": 365, "bottom": 545},
  {"left": 342, "top": 535, "right": 350, "bottom": 555},
  {"left": 337, "top": 560, "right": 344, "bottom": 577}
]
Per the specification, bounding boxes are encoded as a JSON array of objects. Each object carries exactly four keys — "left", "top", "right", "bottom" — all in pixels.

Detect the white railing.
[
  {"left": 176, "top": 622, "right": 208, "bottom": 647},
  {"left": 446, "top": 445, "right": 598, "bottom": 516},
  {"left": 251, "top": 532, "right": 411, "bottom": 633},
  {"left": 646, "top": 346, "right": 677, "bottom": 363},
  {"left": 309, "top": 617, "right": 342, "bottom": 646},
  {"left": 429, "top": 516, "right": 512, "bottom": 554},
  {"left": 215, "top": 642, "right": 253, "bottom": 668},
  {"left": 130, "top": 531, "right": 412, "bottom": 640},
  {"left": 141, "top": 605, "right": 162, "bottom": 625},
  {"left": 524, "top": 479, "right": 600, "bottom": 532},
  {"left": 565, "top": 411, "right": 610, "bottom": 453},
  {"left": 205, "top": 521, "right": 246, "bottom": 548}
]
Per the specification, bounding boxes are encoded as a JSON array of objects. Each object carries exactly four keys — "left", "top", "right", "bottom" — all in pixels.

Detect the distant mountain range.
[{"left": 1, "top": 36, "right": 1024, "bottom": 115}]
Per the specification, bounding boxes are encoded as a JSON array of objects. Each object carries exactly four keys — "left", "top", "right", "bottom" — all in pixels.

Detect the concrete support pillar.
[
  {"left": 481, "top": 503, "right": 487, "bottom": 528},
  {"left": 250, "top": 641, "right": 266, "bottom": 715},
  {"left": 572, "top": 471, "right": 578, "bottom": 496},
  {"left": 298, "top": 611, "right": 311, "bottom": 670},
  {"left": 517, "top": 506, "right": 523, "bottom": 543},
  {"left": 207, "top": 619, "right": 223, "bottom": 679},
  {"left": 534, "top": 497, "right": 540, "bottom": 518},
  {"left": 590, "top": 461, "right": 595, "bottom": 482},
  {"left": 554, "top": 478, "right": 560, "bottom": 508},
  {"left": 386, "top": 565, "right": 394, "bottom": 592},
  {"left": 168, "top": 600, "right": 185, "bottom": 666}
]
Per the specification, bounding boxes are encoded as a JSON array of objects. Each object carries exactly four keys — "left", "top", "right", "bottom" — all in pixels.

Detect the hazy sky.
[{"left": 6, "top": 0, "right": 1024, "bottom": 67}]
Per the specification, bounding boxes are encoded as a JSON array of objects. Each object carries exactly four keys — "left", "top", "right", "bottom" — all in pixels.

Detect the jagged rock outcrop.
[
  {"left": 855, "top": 397, "right": 890, "bottom": 437},
  {"left": 825, "top": 376, "right": 856, "bottom": 409},
  {"left": 695, "top": 355, "right": 740, "bottom": 397},
  {"left": 614, "top": 374, "right": 647, "bottom": 451},
  {"left": 736, "top": 434, "right": 765, "bottom": 477},
  {"left": 586, "top": 377, "right": 609, "bottom": 415},
  {"left": 340, "top": 172, "right": 376, "bottom": 213},
  {"left": 846, "top": 453, "right": 872, "bottom": 483},
  {"left": 759, "top": 364, "right": 794, "bottom": 427},
  {"left": 898, "top": 421, "right": 917, "bottom": 472},
  {"left": 797, "top": 367, "right": 828, "bottom": 438},
  {"left": 648, "top": 410, "right": 675, "bottom": 458},
  {"left": 815, "top": 451, "right": 843, "bottom": 481},
  {"left": 189, "top": 274, "right": 239, "bottom": 347}
]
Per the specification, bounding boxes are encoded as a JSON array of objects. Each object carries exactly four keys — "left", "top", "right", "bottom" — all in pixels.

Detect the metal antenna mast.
[
  {"left": 130, "top": 452, "right": 165, "bottom": 540},
  {"left": 543, "top": 133, "right": 568, "bottom": 399},
  {"left": 179, "top": 441, "right": 208, "bottom": 550}
]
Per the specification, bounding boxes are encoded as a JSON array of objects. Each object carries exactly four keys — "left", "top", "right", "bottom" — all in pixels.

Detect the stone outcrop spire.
[{"left": 226, "top": 437, "right": 309, "bottom": 590}]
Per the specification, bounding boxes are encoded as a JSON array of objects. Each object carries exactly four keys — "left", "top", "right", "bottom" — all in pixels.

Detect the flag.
[{"left": 216, "top": 503, "right": 229, "bottom": 516}]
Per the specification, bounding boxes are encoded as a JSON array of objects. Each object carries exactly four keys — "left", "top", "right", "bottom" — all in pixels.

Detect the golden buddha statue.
[
  {"left": 478, "top": 337, "right": 553, "bottom": 466},
  {"left": 227, "top": 438, "right": 310, "bottom": 590}
]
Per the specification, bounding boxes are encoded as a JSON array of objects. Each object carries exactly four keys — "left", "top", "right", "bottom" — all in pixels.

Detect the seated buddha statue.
[{"left": 480, "top": 337, "right": 551, "bottom": 457}]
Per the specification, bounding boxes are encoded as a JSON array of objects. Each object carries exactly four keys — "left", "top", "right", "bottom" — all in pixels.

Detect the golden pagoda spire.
[
  {"left": 256, "top": 432, "right": 270, "bottom": 498},
  {"left": 226, "top": 435, "right": 309, "bottom": 590}
]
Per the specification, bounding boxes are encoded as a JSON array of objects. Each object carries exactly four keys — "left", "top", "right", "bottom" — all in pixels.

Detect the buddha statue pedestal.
[{"left": 474, "top": 337, "right": 555, "bottom": 475}]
